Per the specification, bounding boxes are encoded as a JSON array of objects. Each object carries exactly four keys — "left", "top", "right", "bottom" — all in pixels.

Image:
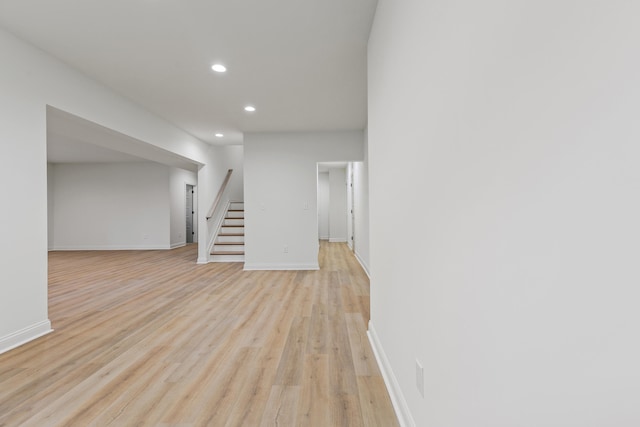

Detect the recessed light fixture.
[
  {"left": 211, "top": 64, "right": 227, "bottom": 73},
  {"left": 244, "top": 105, "right": 256, "bottom": 112},
  {"left": 215, "top": 133, "right": 224, "bottom": 138}
]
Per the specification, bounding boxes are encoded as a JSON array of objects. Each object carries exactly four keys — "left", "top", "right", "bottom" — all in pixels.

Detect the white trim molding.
[
  {"left": 170, "top": 242, "right": 186, "bottom": 249},
  {"left": 0, "top": 320, "right": 53, "bottom": 355},
  {"left": 50, "top": 245, "right": 171, "bottom": 251},
  {"left": 243, "top": 263, "right": 320, "bottom": 271},
  {"left": 329, "top": 238, "right": 347, "bottom": 243},
  {"left": 368, "top": 321, "right": 416, "bottom": 427},
  {"left": 354, "top": 250, "right": 370, "bottom": 278}
]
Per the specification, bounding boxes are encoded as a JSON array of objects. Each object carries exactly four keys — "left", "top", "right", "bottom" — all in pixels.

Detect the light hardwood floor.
[{"left": 0, "top": 242, "right": 399, "bottom": 426}]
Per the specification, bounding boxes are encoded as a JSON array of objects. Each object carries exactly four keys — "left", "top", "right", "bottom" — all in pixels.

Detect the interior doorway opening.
[
  {"left": 186, "top": 184, "right": 196, "bottom": 244},
  {"left": 316, "top": 162, "right": 351, "bottom": 245}
]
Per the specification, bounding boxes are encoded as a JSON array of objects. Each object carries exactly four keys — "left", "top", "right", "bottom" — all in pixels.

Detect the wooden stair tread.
[
  {"left": 228, "top": 209, "right": 244, "bottom": 212},
  {"left": 218, "top": 233, "right": 244, "bottom": 236},
  {"left": 221, "top": 224, "right": 244, "bottom": 227},
  {"left": 214, "top": 242, "right": 244, "bottom": 245},
  {"left": 211, "top": 251, "right": 245, "bottom": 255}
]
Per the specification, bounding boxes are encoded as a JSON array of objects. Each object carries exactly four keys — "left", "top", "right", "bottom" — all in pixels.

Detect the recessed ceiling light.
[
  {"left": 215, "top": 133, "right": 224, "bottom": 138},
  {"left": 211, "top": 64, "right": 227, "bottom": 73},
  {"left": 244, "top": 105, "right": 256, "bottom": 112}
]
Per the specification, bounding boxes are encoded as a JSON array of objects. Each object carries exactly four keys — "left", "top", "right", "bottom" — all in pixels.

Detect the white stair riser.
[
  {"left": 223, "top": 218, "right": 244, "bottom": 226},
  {"left": 220, "top": 228, "right": 244, "bottom": 235},
  {"left": 213, "top": 244, "right": 245, "bottom": 251},
  {"left": 217, "top": 235, "right": 244, "bottom": 243},
  {"left": 211, "top": 254, "right": 245, "bottom": 262},
  {"left": 226, "top": 212, "right": 244, "bottom": 219},
  {"left": 229, "top": 202, "right": 244, "bottom": 209}
]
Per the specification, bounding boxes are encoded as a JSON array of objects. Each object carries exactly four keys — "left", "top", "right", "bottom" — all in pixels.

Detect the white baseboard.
[
  {"left": 50, "top": 245, "right": 170, "bottom": 251},
  {"left": 196, "top": 257, "right": 209, "bottom": 264},
  {"left": 319, "top": 236, "right": 329, "bottom": 240},
  {"left": 368, "top": 321, "right": 415, "bottom": 427},
  {"left": 243, "top": 263, "right": 320, "bottom": 271},
  {"left": 329, "top": 238, "right": 347, "bottom": 243},
  {"left": 170, "top": 242, "right": 186, "bottom": 249},
  {"left": 0, "top": 320, "right": 53, "bottom": 355},
  {"left": 354, "top": 250, "right": 370, "bottom": 278}
]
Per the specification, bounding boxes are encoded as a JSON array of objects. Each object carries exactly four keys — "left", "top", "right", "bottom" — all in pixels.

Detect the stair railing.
[{"left": 206, "top": 169, "right": 233, "bottom": 220}]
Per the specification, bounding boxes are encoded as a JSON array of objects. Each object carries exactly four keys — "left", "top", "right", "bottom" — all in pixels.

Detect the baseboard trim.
[
  {"left": 0, "top": 320, "right": 53, "bottom": 355},
  {"left": 50, "top": 245, "right": 170, "bottom": 251},
  {"left": 329, "top": 238, "right": 347, "bottom": 243},
  {"left": 196, "top": 257, "right": 209, "bottom": 264},
  {"left": 243, "top": 263, "right": 320, "bottom": 271},
  {"left": 170, "top": 242, "right": 186, "bottom": 249},
  {"left": 368, "top": 321, "right": 415, "bottom": 427},
  {"left": 354, "top": 250, "right": 370, "bottom": 278}
]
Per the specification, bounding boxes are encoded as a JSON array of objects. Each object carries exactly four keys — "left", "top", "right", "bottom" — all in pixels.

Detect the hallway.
[{"left": 0, "top": 243, "right": 397, "bottom": 426}]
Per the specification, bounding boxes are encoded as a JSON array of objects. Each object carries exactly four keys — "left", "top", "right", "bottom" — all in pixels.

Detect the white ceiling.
[{"left": 0, "top": 0, "right": 378, "bottom": 151}]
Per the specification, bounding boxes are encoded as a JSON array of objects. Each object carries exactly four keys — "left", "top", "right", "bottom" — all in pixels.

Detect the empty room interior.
[{"left": 1, "top": 1, "right": 640, "bottom": 426}]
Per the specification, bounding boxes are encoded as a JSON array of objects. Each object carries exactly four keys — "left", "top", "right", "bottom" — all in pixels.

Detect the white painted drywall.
[
  {"left": 329, "top": 168, "right": 348, "bottom": 242},
  {"left": 352, "top": 134, "right": 369, "bottom": 275},
  {"left": 318, "top": 172, "right": 330, "bottom": 240},
  {"left": 47, "top": 164, "right": 55, "bottom": 250},
  {"left": 220, "top": 145, "right": 244, "bottom": 202},
  {"left": 50, "top": 162, "right": 170, "bottom": 250},
  {"left": 243, "top": 131, "right": 363, "bottom": 270},
  {"left": 368, "top": 1, "right": 640, "bottom": 426},
  {"left": 0, "top": 25, "right": 221, "bottom": 353},
  {"left": 170, "top": 167, "right": 198, "bottom": 248}
]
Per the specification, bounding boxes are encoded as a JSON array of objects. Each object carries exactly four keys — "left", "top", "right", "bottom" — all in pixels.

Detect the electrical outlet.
[
  {"left": 283, "top": 245, "right": 288, "bottom": 253},
  {"left": 416, "top": 359, "right": 424, "bottom": 397}
]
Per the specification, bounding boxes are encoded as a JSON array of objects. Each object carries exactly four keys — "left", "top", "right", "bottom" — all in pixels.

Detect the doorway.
[
  {"left": 186, "top": 184, "right": 195, "bottom": 244},
  {"left": 317, "top": 162, "right": 348, "bottom": 243},
  {"left": 349, "top": 164, "right": 355, "bottom": 252}
]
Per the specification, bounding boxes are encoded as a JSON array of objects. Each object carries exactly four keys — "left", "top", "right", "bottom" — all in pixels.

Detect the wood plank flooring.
[{"left": 0, "top": 242, "right": 398, "bottom": 426}]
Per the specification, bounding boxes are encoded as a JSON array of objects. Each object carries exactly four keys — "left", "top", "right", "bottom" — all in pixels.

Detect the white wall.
[
  {"left": 352, "top": 131, "right": 370, "bottom": 274},
  {"left": 220, "top": 145, "right": 244, "bottom": 202},
  {"left": 47, "top": 163, "right": 54, "bottom": 248},
  {"left": 318, "top": 172, "right": 330, "bottom": 240},
  {"left": 0, "top": 25, "right": 224, "bottom": 354},
  {"left": 170, "top": 167, "right": 198, "bottom": 248},
  {"left": 368, "top": 1, "right": 640, "bottom": 426},
  {"left": 329, "top": 168, "right": 348, "bottom": 242},
  {"left": 49, "top": 163, "right": 170, "bottom": 250},
  {"left": 244, "top": 131, "right": 363, "bottom": 270}
]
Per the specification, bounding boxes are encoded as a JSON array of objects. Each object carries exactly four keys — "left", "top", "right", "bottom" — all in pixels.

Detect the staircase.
[{"left": 211, "top": 201, "right": 245, "bottom": 262}]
